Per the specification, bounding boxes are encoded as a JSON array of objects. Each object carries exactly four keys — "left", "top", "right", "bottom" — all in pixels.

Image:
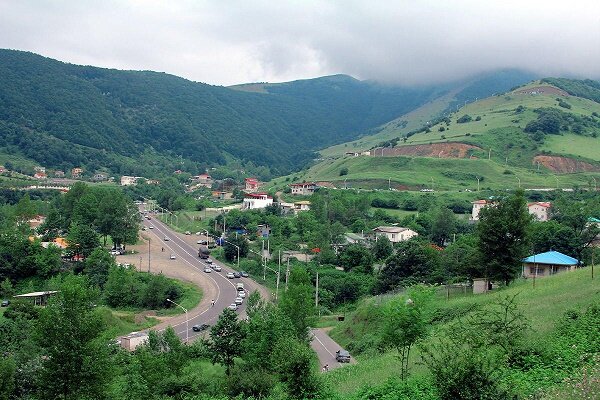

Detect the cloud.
[{"left": 0, "top": 0, "right": 598, "bottom": 85}]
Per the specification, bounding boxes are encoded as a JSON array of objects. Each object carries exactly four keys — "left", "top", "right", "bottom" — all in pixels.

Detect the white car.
[
  {"left": 204, "top": 267, "right": 212, "bottom": 273},
  {"left": 149, "top": 225, "right": 154, "bottom": 229},
  {"left": 234, "top": 297, "right": 243, "bottom": 305},
  {"left": 170, "top": 254, "right": 176, "bottom": 260},
  {"left": 238, "top": 291, "right": 246, "bottom": 298},
  {"left": 205, "top": 258, "right": 213, "bottom": 264},
  {"left": 164, "top": 236, "right": 169, "bottom": 241},
  {"left": 226, "top": 272, "right": 235, "bottom": 279},
  {"left": 228, "top": 303, "right": 238, "bottom": 311},
  {"left": 212, "top": 265, "right": 222, "bottom": 272}
]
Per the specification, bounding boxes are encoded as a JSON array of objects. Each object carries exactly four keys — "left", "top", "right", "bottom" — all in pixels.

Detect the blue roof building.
[{"left": 521, "top": 251, "right": 580, "bottom": 278}]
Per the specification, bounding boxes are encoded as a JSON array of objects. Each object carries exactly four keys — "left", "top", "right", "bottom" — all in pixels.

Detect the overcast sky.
[{"left": 1, "top": 1, "right": 599, "bottom": 86}]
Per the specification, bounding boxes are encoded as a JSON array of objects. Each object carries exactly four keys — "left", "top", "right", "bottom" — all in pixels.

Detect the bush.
[
  {"left": 339, "top": 167, "right": 349, "bottom": 176},
  {"left": 475, "top": 116, "right": 482, "bottom": 121},
  {"left": 457, "top": 114, "right": 472, "bottom": 124}
]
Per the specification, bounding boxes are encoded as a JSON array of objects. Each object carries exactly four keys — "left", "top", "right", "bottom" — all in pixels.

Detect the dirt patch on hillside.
[
  {"left": 514, "top": 85, "right": 568, "bottom": 97},
  {"left": 373, "top": 143, "right": 481, "bottom": 158},
  {"left": 533, "top": 155, "right": 600, "bottom": 173}
]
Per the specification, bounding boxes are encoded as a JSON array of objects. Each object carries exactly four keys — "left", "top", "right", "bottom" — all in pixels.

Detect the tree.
[
  {"left": 338, "top": 244, "right": 374, "bottom": 273},
  {"left": 381, "top": 286, "right": 433, "bottom": 380},
  {"left": 84, "top": 247, "right": 116, "bottom": 287},
  {"left": 279, "top": 267, "right": 315, "bottom": 341},
  {"left": 36, "top": 275, "right": 110, "bottom": 400},
  {"left": 551, "top": 199, "right": 600, "bottom": 265},
  {"left": 14, "top": 193, "right": 36, "bottom": 225},
  {"left": 372, "top": 235, "right": 393, "bottom": 261},
  {"left": 67, "top": 222, "right": 100, "bottom": 258},
  {"left": 223, "top": 234, "right": 249, "bottom": 263},
  {"left": 477, "top": 190, "right": 532, "bottom": 285},
  {"left": 376, "top": 240, "right": 441, "bottom": 293},
  {"left": 443, "top": 234, "right": 482, "bottom": 281},
  {"left": 209, "top": 308, "right": 244, "bottom": 375},
  {"left": 430, "top": 207, "right": 457, "bottom": 247},
  {"left": 272, "top": 336, "right": 322, "bottom": 399}
]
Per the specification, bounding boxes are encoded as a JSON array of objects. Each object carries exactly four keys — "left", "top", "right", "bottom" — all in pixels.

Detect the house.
[
  {"left": 344, "top": 232, "right": 367, "bottom": 245},
  {"left": 33, "top": 171, "right": 47, "bottom": 179},
  {"left": 120, "top": 176, "right": 142, "bottom": 186},
  {"left": 528, "top": 202, "right": 552, "bottom": 221},
  {"left": 71, "top": 167, "right": 83, "bottom": 178},
  {"left": 92, "top": 173, "right": 107, "bottom": 182},
  {"left": 174, "top": 170, "right": 183, "bottom": 175},
  {"left": 212, "top": 191, "right": 232, "bottom": 200},
  {"left": 13, "top": 291, "right": 58, "bottom": 306},
  {"left": 294, "top": 201, "right": 311, "bottom": 212},
  {"left": 372, "top": 226, "right": 418, "bottom": 243},
  {"left": 54, "top": 170, "right": 65, "bottom": 177},
  {"left": 244, "top": 177, "right": 260, "bottom": 192},
  {"left": 146, "top": 179, "right": 160, "bottom": 185},
  {"left": 120, "top": 331, "right": 149, "bottom": 351},
  {"left": 257, "top": 224, "right": 271, "bottom": 238},
  {"left": 193, "top": 173, "right": 213, "bottom": 188},
  {"left": 34, "top": 166, "right": 46, "bottom": 173},
  {"left": 0, "top": 166, "right": 6, "bottom": 174},
  {"left": 471, "top": 200, "right": 494, "bottom": 221},
  {"left": 521, "top": 251, "right": 579, "bottom": 278},
  {"left": 242, "top": 193, "right": 273, "bottom": 210},
  {"left": 290, "top": 182, "right": 316, "bottom": 196},
  {"left": 28, "top": 215, "right": 46, "bottom": 229}
]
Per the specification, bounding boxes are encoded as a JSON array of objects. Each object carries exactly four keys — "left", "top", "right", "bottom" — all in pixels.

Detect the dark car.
[
  {"left": 192, "top": 324, "right": 210, "bottom": 332},
  {"left": 233, "top": 272, "right": 241, "bottom": 278},
  {"left": 335, "top": 350, "right": 351, "bottom": 363},
  {"left": 1, "top": 300, "right": 9, "bottom": 307},
  {"left": 240, "top": 271, "right": 249, "bottom": 278}
]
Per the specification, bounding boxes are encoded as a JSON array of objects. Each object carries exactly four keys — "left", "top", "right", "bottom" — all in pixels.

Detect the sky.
[{"left": 0, "top": 0, "right": 599, "bottom": 86}]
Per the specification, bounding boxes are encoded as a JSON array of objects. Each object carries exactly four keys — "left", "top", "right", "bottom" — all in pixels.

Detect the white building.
[
  {"left": 242, "top": 193, "right": 273, "bottom": 210},
  {"left": 289, "top": 182, "right": 316, "bottom": 196},
  {"left": 120, "top": 176, "right": 142, "bottom": 186},
  {"left": 528, "top": 202, "right": 552, "bottom": 221},
  {"left": 372, "top": 226, "right": 418, "bottom": 243},
  {"left": 471, "top": 200, "right": 493, "bottom": 221}
]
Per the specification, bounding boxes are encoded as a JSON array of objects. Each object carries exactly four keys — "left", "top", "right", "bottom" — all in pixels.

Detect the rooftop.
[
  {"left": 522, "top": 251, "right": 579, "bottom": 266},
  {"left": 373, "top": 226, "right": 411, "bottom": 233}
]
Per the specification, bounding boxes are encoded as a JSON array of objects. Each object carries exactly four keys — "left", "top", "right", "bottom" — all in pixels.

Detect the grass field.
[
  {"left": 542, "top": 134, "right": 600, "bottom": 161},
  {"left": 325, "top": 267, "right": 600, "bottom": 395}
]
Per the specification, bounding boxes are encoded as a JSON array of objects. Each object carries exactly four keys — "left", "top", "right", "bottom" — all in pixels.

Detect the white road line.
[{"left": 312, "top": 331, "right": 336, "bottom": 358}]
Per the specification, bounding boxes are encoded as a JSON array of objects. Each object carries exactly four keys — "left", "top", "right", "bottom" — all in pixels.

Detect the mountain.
[
  {"left": 0, "top": 49, "right": 536, "bottom": 178},
  {"left": 286, "top": 79, "right": 600, "bottom": 191}
]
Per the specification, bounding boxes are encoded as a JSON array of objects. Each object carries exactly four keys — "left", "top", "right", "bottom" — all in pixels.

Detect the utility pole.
[
  {"left": 488, "top": 148, "right": 491, "bottom": 160},
  {"left": 148, "top": 237, "right": 151, "bottom": 273},
  {"left": 262, "top": 240, "right": 266, "bottom": 281},
  {"left": 477, "top": 176, "right": 480, "bottom": 192},
  {"left": 315, "top": 271, "right": 319, "bottom": 312},
  {"left": 276, "top": 250, "right": 281, "bottom": 301},
  {"left": 285, "top": 257, "right": 290, "bottom": 290}
]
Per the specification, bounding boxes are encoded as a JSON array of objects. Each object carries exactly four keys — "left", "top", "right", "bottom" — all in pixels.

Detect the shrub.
[
  {"left": 475, "top": 116, "right": 482, "bottom": 121},
  {"left": 339, "top": 167, "right": 349, "bottom": 176},
  {"left": 457, "top": 114, "right": 473, "bottom": 124}
]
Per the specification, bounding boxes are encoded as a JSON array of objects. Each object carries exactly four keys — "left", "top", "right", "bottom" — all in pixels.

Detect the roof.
[
  {"left": 294, "top": 201, "right": 311, "bottom": 205},
  {"left": 588, "top": 217, "right": 600, "bottom": 223},
  {"left": 373, "top": 226, "right": 411, "bottom": 233},
  {"left": 245, "top": 177, "right": 259, "bottom": 182},
  {"left": 522, "top": 251, "right": 579, "bottom": 265},
  {"left": 472, "top": 200, "right": 489, "bottom": 204},
  {"left": 290, "top": 182, "right": 316, "bottom": 187},
  {"left": 528, "top": 202, "right": 551, "bottom": 208},
  {"left": 14, "top": 291, "right": 59, "bottom": 298}
]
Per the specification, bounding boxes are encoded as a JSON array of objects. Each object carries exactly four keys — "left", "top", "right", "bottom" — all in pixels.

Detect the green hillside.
[
  {"left": 296, "top": 80, "right": 600, "bottom": 191},
  {"left": 325, "top": 268, "right": 600, "bottom": 398}
]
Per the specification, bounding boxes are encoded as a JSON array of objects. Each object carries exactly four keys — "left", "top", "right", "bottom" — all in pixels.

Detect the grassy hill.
[
  {"left": 324, "top": 268, "right": 600, "bottom": 398},
  {"left": 293, "top": 80, "right": 600, "bottom": 191}
]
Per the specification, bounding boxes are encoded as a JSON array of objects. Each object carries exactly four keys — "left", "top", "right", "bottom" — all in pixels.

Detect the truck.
[{"left": 198, "top": 246, "right": 210, "bottom": 259}]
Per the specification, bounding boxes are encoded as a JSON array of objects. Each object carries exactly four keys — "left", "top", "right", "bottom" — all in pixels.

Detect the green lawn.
[{"left": 542, "top": 134, "right": 600, "bottom": 161}]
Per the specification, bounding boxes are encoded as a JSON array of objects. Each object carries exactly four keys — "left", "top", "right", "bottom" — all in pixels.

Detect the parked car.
[
  {"left": 204, "top": 267, "right": 212, "bottom": 273},
  {"left": 170, "top": 254, "right": 176, "bottom": 260},
  {"left": 205, "top": 258, "right": 213, "bottom": 264},
  {"left": 1, "top": 300, "right": 9, "bottom": 307},
  {"left": 212, "top": 265, "right": 222, "bottom": 272},
  {"left": 236, "top": 283, "right": 244, "bottom": 291},
  {"left": 234, "top": 297, "right": 243, "bottom": 305},
  {"left": 233, "top": 272, "right": 241, "bottom": 278},
  {"left": 335, "top": 350, "right": 351, "bottom": 363},
  {"left": 238, "top": 291, "right": 246, "bottom": 298},
  {"left": 240, "top": 271, "right": 249, "bottom": 278},
  {"left": 164, "top": 236, "right": 170, "bottom": 241},
  {"left": 226, "top": 272, "right": 235, "bottom": 279},
  {"left": 228, "top": 303, "right": 238, "bottom": 311},
  {"left": 185, "top": 231, "right": 191, "bottom": 235},
  {"left": 192, "top": 324, "right": 210, "bottom": 332},
  {"left": 149, "top": 225, "right": 154, "bottom": 229}
]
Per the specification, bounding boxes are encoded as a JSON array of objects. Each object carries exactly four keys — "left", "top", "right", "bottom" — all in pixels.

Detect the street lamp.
[{"left": 166, "top": 299, "right": 188, "bottom": 343}]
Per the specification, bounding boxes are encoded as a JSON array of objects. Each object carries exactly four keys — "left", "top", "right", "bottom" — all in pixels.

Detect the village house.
[
  {"left": 242, "top": 193, "right": 273, "bottom": 210},
  {"left": 192, "top": 173, "right": 213, "bottom": 188},
  {"left": 257, "top": 224, "right": 271, "bottom": 238},
  {"left": 372, "top": 226, "right": 418, "bottom": 243},
  {"left": 521, "top": 251, "right": 579, "bottom": 278},
  {"left": 212, "top": 191, "right": 233, "bottom": 200},
  {"left": 146, "top": 179, "right": 160, "bottom": 185},
  {"left": 54, "top": 170, "right": 65, "bottom": 177},
  {"left": 290, "top": 182, "right": 316, "bottom": 196},
  {"left": 34, "top": 166, "right": 45, "bottom": 173},
  {"left": 528, "top": 202, "right": 552, "bottom": 221},
  {"left": 92, "top": 173, "right": 107, "bottom": 182},
  {"left": 244, "top": 177, "right": 260, "bottom": 192},
  {"left": 470, "top": 199, "right": 493, "bottom": 221},
  {"left": 71, "top": 167, "right": 83, "bottom": 178},
  {"left": 120, "top": 176, "right": 142, "bottom": 186},
  {"left": 28, "top": 215, "right": 46, "bottom": 230},
  {"left": 294, "top": 200, "right": 311, "bottom": 212},
  {"left": 33, "top": 171, "right": 47, "bottom": 179}
]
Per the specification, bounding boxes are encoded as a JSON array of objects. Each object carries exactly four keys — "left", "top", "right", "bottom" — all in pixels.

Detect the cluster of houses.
[
  {"left": 471, "top": 200, "right": 552, "bottom": 221},
  {"left": 120, "top": 176, "right": 159, "bottom": 186},
  {"left": 31, "top": 166, "right": 87, "bottom": 180}
]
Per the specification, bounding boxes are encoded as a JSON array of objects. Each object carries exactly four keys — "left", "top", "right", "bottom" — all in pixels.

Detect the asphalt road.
[
  {"left": 311, "top": 328, "right": 356, "bottom": 371},
  {"left": 141, "top": 215, "right": 263, "bottom": 342}
]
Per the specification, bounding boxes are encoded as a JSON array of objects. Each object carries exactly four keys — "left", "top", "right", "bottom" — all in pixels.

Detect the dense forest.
[{"left": 0, "top": 50, "right": 535, "bottom": 178}]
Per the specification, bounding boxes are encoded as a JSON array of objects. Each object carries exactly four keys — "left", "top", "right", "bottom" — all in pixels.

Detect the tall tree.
[
  {"left": 551, "top": 199, "right": 600, "bottom": 265},
  {"left": 372, "top": 235, "right": 393, "bottom": 261},
  {"left": 223, "top": 233, "right": 249, "bottom": 263},
  {"left": 36, "top": 275, "right": 110, "bottom": 400},
  {"left": 67, "top": 222, "right": 100, "bottom": 258},
  {"left": 477, "top": 190, "right": 532, "bottom": 285},
  {"left": 279, "top": 267, "right": 315, "bottom": 341},
  {"left": 338, "top": 244, "right": 375, "bottom": 273},
  {"left": 84, "top": 247, "right": 116, "bottom": 287},
  {"left": 209, "top": 308, "right": 244, "bottom": 375},
  {"left": 430, "top": 207, "right": 457, "bottom": 246}
]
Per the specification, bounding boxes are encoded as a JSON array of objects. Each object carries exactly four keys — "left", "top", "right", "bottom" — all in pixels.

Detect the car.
[
  {"left": 228, "top": 303, "right": 238, "bottom": 311},
  {"left": 196, "top": 232, "right": 202, "bottom": 236},
  {"left": 149, "top": 225, "right": 154, "bottom": 229},
  {"left": 142, "top": 226, "right": 147, "bottom": 231},
  {"left": 204, "top": 267, "right": 212, "bottom": 273},
  {"left": 240, "top": 271, "right": 249, "bottom": 278},
  {"left": 233, "top": 272, "right": 241, "bottom": 278},
  {"left": 164, "top": 236, "right": 169, "bottom": 241},
  {"left": 185, "top": 231, "right": 191, "bottom": 235},
  {"left": 196, "top": 240, "right": 208, "bottom": 245},
  {"left": 234, "top": 297, "right": 243, "bottom": 305},
  {"left": 170, "top": 254, "right": 176, "bottom": 260},
  {"left": 226, "top": 272, "right": 235, "bottom": 279},
  {"left": 205, "top": 258, "right": 213, "bottom": 264},
  {"left": 1, "top": 300, "right": 9, "bottom": 307},
  {"left": 192, "top": 324, "right": 210, "bottom": 332},
  {"left": 146, "top": 216, "right": 151, "bottom": 220},
  {"left": 110, "top": 249, "right": 120, "bottom": 256},
  {"left": 335, "top": 350, "right": 351, "bottom": 363},
  {"left": 238, "top": 291, "right": 246, "bottom": 298},
  {"left": 212, "top": 265, "right": 221, "bottom": 272},
  {"left": 236, "top": 283, "right": 244, "bottom": 291}
]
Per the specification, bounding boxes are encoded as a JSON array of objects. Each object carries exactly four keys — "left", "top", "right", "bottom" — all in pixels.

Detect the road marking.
[{"left": 312, "top": 330, "right": 336, "bottom": 358}]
